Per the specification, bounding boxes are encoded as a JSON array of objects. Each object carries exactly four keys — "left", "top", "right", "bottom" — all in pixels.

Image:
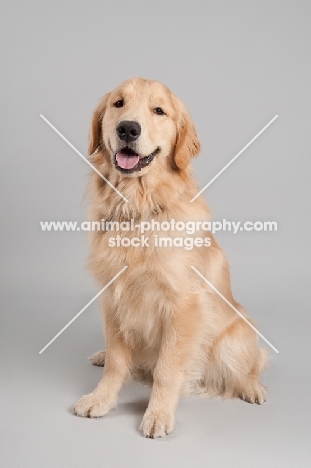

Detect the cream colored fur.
[{"left": 73, "top": 78, "right": 267, "bottom": 438}]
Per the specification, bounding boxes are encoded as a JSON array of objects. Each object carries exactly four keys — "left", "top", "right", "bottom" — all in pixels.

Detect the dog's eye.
[
  {"left": 154, "top": 107, "right": 165, "bottom": 115},
  {"left": 114, "top": 99, "right": 124, "bottom": 108}
]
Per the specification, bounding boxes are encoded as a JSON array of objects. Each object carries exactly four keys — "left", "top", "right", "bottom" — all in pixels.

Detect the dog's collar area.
[{"left": 113, "top": 147, "right": 160, "bottom": 174}]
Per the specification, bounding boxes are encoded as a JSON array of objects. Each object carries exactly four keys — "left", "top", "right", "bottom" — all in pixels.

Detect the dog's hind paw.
[
  {"left": 89, "top": 350, "right": 106, "bottom": 367},
  {"left": 239, "top": 380, "right": 267, "bottom": 405}
]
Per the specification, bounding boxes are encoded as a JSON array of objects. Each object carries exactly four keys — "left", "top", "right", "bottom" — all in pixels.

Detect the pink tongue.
[{"left": 116, "top": 152, "right": 139, "bottom": 169}]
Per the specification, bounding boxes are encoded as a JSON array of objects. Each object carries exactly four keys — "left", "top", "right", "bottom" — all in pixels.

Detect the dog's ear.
[
  {"left": 174, "top": 108, "right": 200, "bottom": 170},
  {"left": 88, "top": 92, "right": 110, "bottom": 156}
]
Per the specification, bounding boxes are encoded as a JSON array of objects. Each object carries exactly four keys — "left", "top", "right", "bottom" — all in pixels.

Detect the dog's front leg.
[
  {"left": 74, "top": 320, "right": 131, "bottom": 418},
  {"left": 140, "top": 305, "right": 199, "bottom": 438}
]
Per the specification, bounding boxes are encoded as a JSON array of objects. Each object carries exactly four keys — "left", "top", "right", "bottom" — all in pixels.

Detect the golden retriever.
[{"left": 73, "top": 78, "right": 267, "bottom": 438}]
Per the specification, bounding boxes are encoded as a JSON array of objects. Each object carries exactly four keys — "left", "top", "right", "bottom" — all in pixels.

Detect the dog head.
[{"left": 88, "top": 78, "right": 200, "bottom": 176}]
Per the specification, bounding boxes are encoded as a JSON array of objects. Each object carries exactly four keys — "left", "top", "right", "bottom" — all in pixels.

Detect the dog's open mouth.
[{"left": 114, "top": 147, "right": 160, "bottom": 174}]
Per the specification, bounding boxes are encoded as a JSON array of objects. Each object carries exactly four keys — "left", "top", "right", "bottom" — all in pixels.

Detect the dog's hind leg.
[{"left": 213, "top": 314, "right": 268, "bottom": 404}]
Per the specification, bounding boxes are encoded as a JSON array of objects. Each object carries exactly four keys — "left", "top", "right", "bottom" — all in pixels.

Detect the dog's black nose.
[{"left": 116, "top": 120, "right": 141, "bottom": 143}]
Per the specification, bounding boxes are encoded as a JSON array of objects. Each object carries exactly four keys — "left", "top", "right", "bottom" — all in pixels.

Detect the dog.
[{"left": 73, "top": 78, "right": 268, "bottom": 438}]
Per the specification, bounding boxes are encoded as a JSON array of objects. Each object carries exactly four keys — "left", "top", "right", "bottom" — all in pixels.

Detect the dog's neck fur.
[{"left": 88, "top": 150, "right": 199, "bottom": 222}]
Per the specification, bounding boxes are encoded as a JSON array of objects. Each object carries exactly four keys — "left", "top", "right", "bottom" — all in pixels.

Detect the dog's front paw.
[
  {"left": 73, "top": 392, "right": 112, "bottom": 418},
  {"left": 139, "top": 410, "right": 175, "bottom": 438}
]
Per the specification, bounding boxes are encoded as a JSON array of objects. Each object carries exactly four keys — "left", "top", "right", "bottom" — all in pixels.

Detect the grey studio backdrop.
[{"left": 1, "top": 1, "right": 310, "bottom": 467}]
